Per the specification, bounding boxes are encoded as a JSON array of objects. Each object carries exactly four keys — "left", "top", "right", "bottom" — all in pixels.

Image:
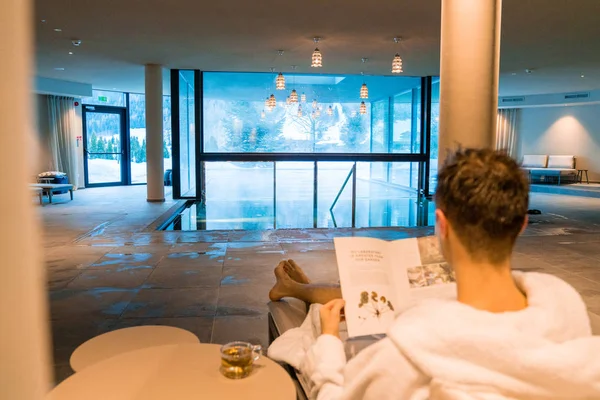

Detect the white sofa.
[{"left": 522, "top": 155, "right": 577, "bottom": 185}]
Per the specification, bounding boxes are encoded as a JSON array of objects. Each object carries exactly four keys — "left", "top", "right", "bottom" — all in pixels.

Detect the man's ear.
[
  {"left": 435, "top": 209, "right": 449, "bottom": 238},
  {"left": 520, "top": 215, "right": 529, "bottom": 235}
]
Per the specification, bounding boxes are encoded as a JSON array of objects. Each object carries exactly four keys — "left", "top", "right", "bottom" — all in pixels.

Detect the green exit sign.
[{"left": 98, "top": 96, "right": 108, "bottom": 102}]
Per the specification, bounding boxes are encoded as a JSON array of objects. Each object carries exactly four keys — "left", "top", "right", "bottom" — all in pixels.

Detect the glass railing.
[
  {"left": 329, "top": 163, "right": 355, "bottom": 228},
  {"left": 162, "top": 160, "right": 433, "bottom": 231}
]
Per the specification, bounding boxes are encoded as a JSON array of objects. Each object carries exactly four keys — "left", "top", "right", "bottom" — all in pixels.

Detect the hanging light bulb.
[
  {"left": 301, "top": 93, "right": 306, "bottom": 102},
  {"left": 297, "top": 104, "right": 303, "bottom": 117},
  {"left": 276, "top": 73, "right": 286, "bottom": 90},
  {"left": 261, "top": 110, "right": 266, "bottom": 119},
  {"left": 359, "top": 59, "right": 369, "bottom": 99},
  {"left": 392, "top": 54, "right": 403, "bottom": 73},
  {"left": 327, "top": 105, "right": 333, "bottom": 116},
  {"left": 266, "top": 68, "right": 275, "bottom": 110},
  {"left": 315, "top": 108, "right": 321, "bottom": 117},
  {"left": 290, "top": 89, "right": 298, "bottom": 103},
  {"left": 360, "top": 83, "right": 369, "bottom": 99},
  {"left": 392, "top": 37, "right": 404, "bottom": 73},
  {"left": 360, "top": 101, "right": 367, "bottom": 115},
  {"left": 311, "top": 37, "right": 323, "bottom": 68},
  {"left": 274, "top": 51, "right": 286, "bottom": 88},
  {"left": 312, "top": 99, "right": 318, "bottom": 109},
  {"left": 268, "top": 94, "right": 276, "bottom": 109}
]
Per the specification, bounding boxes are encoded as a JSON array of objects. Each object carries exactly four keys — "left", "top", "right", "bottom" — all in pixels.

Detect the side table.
[
  {"left": 577, "top": 169, "right": 589, "bottom": 184},
  {"left": 70, "top": 325, "right": 200, "bottom": 372},
  {"left": 47, "top": 343, "right": 295, "bottom": 400}
]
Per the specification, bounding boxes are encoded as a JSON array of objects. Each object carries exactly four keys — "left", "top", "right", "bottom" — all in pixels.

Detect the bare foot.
[
  {"left": 284, "top": 259, "right": 311, "bottom": 284},
  {"left": 269, "top": 262, "right": 296, "bottom": 302}
]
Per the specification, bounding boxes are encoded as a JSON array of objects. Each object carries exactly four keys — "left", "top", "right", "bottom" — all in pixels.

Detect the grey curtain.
[
  {"left": 495, "top": 108, "right": 519, "bottom": 157},
  {"left": 48, "top": 96, "right": 79, "bottom": 187}
]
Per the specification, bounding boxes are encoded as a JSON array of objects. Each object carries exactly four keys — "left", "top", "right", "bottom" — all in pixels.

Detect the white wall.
[
  {"left": 35, "top": 76, "right": 92, "bottom": 97},
  {"left": 518, "top": 104, "right": 600, "bottom": 182}
]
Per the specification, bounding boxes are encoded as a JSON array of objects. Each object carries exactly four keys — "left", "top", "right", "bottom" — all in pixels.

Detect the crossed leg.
[{"left": 269, "top": 259, "right": 342, "bottom": 304}]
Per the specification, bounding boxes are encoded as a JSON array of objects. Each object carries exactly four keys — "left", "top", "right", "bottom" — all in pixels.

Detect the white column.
[
  {"left": 0, "top": 0, "right": 52, "bottom": 397},
  {"left": 438, "top": 0, "right": 502, "bottom": 168},
  {"left": 145, "top": 64, "right": 165, "bottom": 202}
]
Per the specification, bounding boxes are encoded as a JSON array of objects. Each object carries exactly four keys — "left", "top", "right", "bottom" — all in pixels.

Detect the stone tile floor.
[{"left": 41, "top": 186, "right": 600, "bottom": 384}]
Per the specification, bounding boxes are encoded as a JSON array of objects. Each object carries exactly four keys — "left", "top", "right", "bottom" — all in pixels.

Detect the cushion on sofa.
[
  {"left": 38, "top": 171, "right": 67, "bottom": 178},
  {"left": 547, "top": 155, "right": 575, "bottom": 169},
  {"left": 526, "top": 168, "right": 551, "bottom": 174},
  {"left": 522, "top": 155, "right": 548, "bottom": 168},
  {"left": 553, "top": 168, "right": 577, "bottom": 175}
]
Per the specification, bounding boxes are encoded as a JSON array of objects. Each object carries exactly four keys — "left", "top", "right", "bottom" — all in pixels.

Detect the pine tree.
[
  {"left": 136, "top": 139, "right": 144, "bottom": 163},
  {"left": 106, "top": 139, "right": 114, "bottom": 160},
  {"left": 163, "top": 140, "right": 170, "bottom": 159},
  {"left": 97, "top": 137, "right": 107, "bottom": 159},
  {"left": 130, "top": 137, "right": 140, "bottom": 163},
  {"left": 140, "top": 139, "right": 147, "bottom": 162},
  {"left": 89, "top": 133, "right": 98, "bottom": 159}
]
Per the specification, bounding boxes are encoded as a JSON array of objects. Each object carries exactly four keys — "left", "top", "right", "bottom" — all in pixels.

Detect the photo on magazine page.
[{"left": 408, "top": 236, "right": 455, "bottom": 288}]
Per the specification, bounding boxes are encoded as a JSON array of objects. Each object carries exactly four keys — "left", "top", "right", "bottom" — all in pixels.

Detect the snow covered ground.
[{"left": 87, "top": 158, "right": 172, "bottom": 184}]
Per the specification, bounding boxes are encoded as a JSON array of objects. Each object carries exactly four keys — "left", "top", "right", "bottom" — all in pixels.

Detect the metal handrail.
[{"left": 329, "top": 162, "right": 357, "bottom": 228}]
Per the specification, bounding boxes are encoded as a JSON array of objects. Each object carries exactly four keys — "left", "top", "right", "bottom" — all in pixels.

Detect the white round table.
[
  {"left": 50, "top": 343, "right": 296, "bottom": 400},
  {"left": 70, "top": 326, "right": 200, "bottom": 372}
]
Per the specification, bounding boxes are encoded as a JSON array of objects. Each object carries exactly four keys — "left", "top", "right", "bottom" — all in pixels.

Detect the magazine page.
[
  {"left": 334, "top": 237, "right": 413, "bottom": 337},
  {"left": 403, "top": 236, "right": 457, "bottom": 310}
]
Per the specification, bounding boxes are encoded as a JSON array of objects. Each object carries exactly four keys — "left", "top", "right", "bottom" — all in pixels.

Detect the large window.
[
  {"left": 169, "top": 71, "right": 436, "bottom": 230},
  {"left": 128, "top": 94, "right": 173, "bottom": 184},
  {"left": 202, "top": 72, "right": 422, "bottom": 154},
  {"left": 392, "top": 90, "right": 420, "bottom": 153},
  {"left": 178, "top": 71, "right": 196, "bottom": 196},
  {"left": 429, "top": 79, "right": 440, "bottom": 193}
]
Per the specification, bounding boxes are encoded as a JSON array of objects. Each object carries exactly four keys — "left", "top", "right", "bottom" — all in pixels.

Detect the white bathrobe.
[{"left": 304, "top": 272, "right": 600, "bottom": 399}]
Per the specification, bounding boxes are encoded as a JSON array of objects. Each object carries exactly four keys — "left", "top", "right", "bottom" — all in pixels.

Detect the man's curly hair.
[{"left": 435, "top": 148, "right": 529, "bottom": 263}]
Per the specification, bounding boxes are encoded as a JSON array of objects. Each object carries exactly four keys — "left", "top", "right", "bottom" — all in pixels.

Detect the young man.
[{"left": 269, "top": 148, "right": 600, "bottom": 399}]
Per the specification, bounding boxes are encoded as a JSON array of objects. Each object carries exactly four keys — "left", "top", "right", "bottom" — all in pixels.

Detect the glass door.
[{"left": 83, "top": 106, "right": 128, "bottom": 186}]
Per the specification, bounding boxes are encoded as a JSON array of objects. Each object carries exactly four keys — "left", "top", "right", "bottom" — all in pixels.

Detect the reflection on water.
[{"left": 163, "top": 162, "right": 435, "bottom": 231}]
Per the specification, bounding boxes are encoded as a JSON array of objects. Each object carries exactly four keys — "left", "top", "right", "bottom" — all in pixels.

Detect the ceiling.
[{"left": 35, "top": 0, "right": 600, "bottom": 96}]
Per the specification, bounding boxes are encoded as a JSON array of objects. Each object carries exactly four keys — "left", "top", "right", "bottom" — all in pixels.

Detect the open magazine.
[{"left": 334, "top": 236, "right": 457, "bottom": 338}]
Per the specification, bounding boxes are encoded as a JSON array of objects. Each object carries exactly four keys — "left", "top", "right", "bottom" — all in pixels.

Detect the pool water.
[{"left": 162, "top": 197, "right": 435, "bottom": 231}]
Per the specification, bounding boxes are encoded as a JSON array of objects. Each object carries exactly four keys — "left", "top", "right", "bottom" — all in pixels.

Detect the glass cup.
[{"left": 219, "top": 341, "right": 262, "bottom": 379}]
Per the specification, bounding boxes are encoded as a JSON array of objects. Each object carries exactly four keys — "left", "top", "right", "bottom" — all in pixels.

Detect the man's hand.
[{"left": 320, "top": 299, "right": 345, "bottom": 338}]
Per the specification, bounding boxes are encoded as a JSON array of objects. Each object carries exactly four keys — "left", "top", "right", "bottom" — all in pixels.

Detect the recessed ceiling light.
[
  {"left": 54, "top": 28, "right": 62, "bottom": 32},
  {"left": 581, "top": 74, "right": 585, "bottom": 78},
  {"left": 54, "top": 67, "right": 65, "bottom": 71},
  {"left": 511, "top": 73, "right": 517, "bottom": 76},
  {"left": 41, "top": 19, "right": 46, "bottom": 23},
  {"left": 68, "top": 51, "right": 73, "bottom": 55}
]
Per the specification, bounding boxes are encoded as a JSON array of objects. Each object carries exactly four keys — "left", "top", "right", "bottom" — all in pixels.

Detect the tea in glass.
[{"left": 219, "top": 341, "right": 262, "bottom": 379}]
